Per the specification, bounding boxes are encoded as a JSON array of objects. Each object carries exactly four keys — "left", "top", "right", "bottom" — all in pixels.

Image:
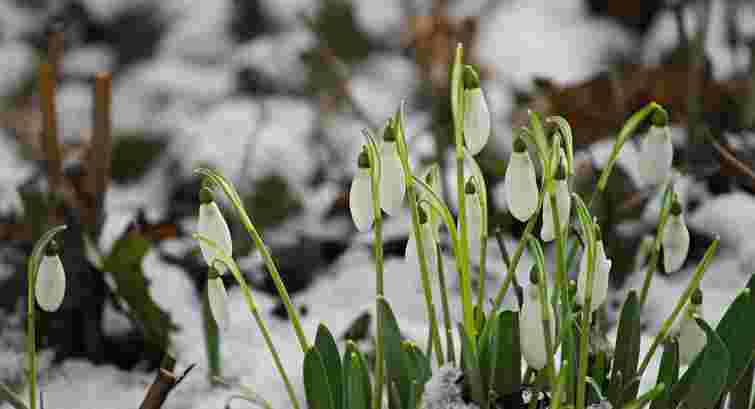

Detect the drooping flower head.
[
  {"left": 350, "top": 148, "right": 374, "bottom": 232},
  {"left": 198, "top": 186, "right": 233, "bottom": 273},
  {"left": 577, "top": 226, "right": 612, "bottom": 312},
  {"left": 35, "top": 240, "right": 66, "bottom": 312},
  {"left": 379, "top": 124, "right": 405, "bottom": 215},
  {"left": 464, "top": 178, "right": 484, "bottom": 266},
  {"left": 207, "top": 264, "right": 230, "bottom": 332},
  {"left": 462, "top": 66, "right": 490, "bottom": 156},
  {"left": 504, "top": 137, "right": 539, "bottom": 222},
  {"left": 520, "top": 269, "right": 555, "bottom": 370},
  {"left": 639, "top": 109, "right": 673, "bottom": 186},
  {"left": 662, "top": 197, "right": 690, "bottom": 273},
  {"left": 541, "top": 163, "right": 571, "bottom": 242},
  {"left": 678, "top": 288, "right": 706, "bottom": 365}
]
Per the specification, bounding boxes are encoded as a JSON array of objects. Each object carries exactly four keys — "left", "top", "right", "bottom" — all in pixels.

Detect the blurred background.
[{"left": 1, "top": 0, "right": 755, "bottom": 407}]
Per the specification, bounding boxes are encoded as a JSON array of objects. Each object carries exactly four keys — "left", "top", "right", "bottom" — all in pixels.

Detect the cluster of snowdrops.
[{"left": 12, "top": 45, "right": 755, "bottom": 409}]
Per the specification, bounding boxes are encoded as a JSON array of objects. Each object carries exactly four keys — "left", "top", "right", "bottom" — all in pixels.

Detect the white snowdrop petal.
[
  {"left": 207, "top": 277, "right": 230, "bottom": 332},
  {"left": 520, "top": 286, "right": 555, "bottom": 370},
  {"left": 504, "top": 151, "right": 539, "bottom": 222},
  {"left": 379, "top": 141, "right": 405, "bottom": 215},
  {"left": 639, "top": 126, "right": 673, "bottom": 186},
  {"left": 350, "top": 168, "right": 374, "bottom": 232},
  {"left": 466, "top": 193, "right": 484, "bottom": 266},
  {"left": 662, "top": 214, "right": 690, "bottom": 273},
  {"left": 35, "top": 255, "right": 66, "bottom": 312},
  {"left": 463, "top": 88, "right": 490, "bottom": 155},
  {"left": 541, "top": 193, "right": 556, "bottom": 242},
  {"left": 678, "top": 313, "right": 707, "bottom": 365},
  {"left": 405, "top": 223, "right": 437, "bottom": 275},
  {"left": 577, "top": 241, "right": 611, "bottom": 312},
  {"left": 198, "top": 202, "right": 233, "bottom": 272}
]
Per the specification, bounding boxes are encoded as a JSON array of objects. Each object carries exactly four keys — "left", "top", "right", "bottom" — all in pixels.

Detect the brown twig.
[
  {"left": 39, "top": 62, "right": 63, "bottom": 192},
  {"left": 85, "top": 72, "right": 112, "bottom": 228},
  {"left": 138, "top": 363, "right": 195, "bottom": 409},
  {"left": 708, "top": 136, "right": 755, "bottom": 190}
]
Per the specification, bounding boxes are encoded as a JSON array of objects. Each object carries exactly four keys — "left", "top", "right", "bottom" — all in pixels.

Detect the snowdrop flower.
[
  {"left": 405, "top": 205, "right": 437, "bottom": 274},
  {"left": 420, "top": 166, "right": 443, "bottom": 242},
  {"left": 463, "top": 67, "right": 490, "bottom": 155},
  {"left": 520, "top": 273, "right": 555, "bottom": 370},
  {"left": 577, "top": 229, "right": 612, "bottom": 312},
  {"left": 504, "top": 138, "right": 539, "bottom": 222},
  {"left": 35, "top": 240, "right": 66, "bottom": 312},
  {"left": 677, "top": 288, "right": 706, "bottom": 365},
  {"left": 541, "top": 165, "right": 571, "bottom": 242},
  {"left": 350, "top": 149, "right": 374, "bottom": 232},
  {"left": 639, "top": 116, "right": 673, "bottom": 186},
  {"left": 463, "top": 179, "right": 484, "bottom": 266},
  {"left": 198, "top": 187, "right": 233, "bottom": 273},
  {"left": 207, "top": 265, "right": 230, "bottom": 332},
  {"left": 661, "top": 199, "right": 690, "bottom": 273},
  {"left": 379, "top": 128, "right": 405, "bottom": 215}
]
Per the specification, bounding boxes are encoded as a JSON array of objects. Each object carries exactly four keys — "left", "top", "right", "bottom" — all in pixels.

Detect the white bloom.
[
  {"left": 541, "top": 178, "right": 571, "bottom": 242},
  {"left": 198, "top": 193, "right": 233, "bottom": 273},
  {"left": 520, "top": 285, "right": 555, "bottom": 370},
  {"left": 35, "top": 252, "right": 66, "bottom": 312},
  {"left": 504, "top": 139, "right": 539, "bottom": 222},
  {"left": 463, "top": 87, "right": 490, "bottom": 155},
  {"left": 207, "top": 276, "right": 230, "bottom": 332},
  {"left": 464, "top": 182, "right": 484, "bottom": 266},
  {"left": 577, "top": 240, "right": 612, "bottom": 312},
  {"left": 662, "top": 204, "right": 690, "bottom": 273},
  {"left": 405, "top": 211, "right": 438, "bottom": 275},
  {"left": 379, "top": 140, "right": 405, "bottom": 215},
  {"left": 678, "top": 302, "right": 706, "bottom": 365},
  {"left": 639, "top": 125, "right": 673, "bottom": 186},
  {"left": 350, "top": 163, "right": 374, "bottom": 232}
]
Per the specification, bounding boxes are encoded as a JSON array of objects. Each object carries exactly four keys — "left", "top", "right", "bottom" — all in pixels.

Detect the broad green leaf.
[
  {"left": 650, "top": 339, "right": 679, "bottom": 409},
  {"left": 714, "top": 274, "right": 755, "bottom": 391},
  {"left": 378, "top": 298, "right": 411, "bottom": 409},
  {"left": 608, "top": 291, "right": 641, "bottom": 407},
  {"left": 494, "top": 311, "right": 521, "bottom": 401},
  {"left": 315, "top": 324, "right": 343, "bottom": 409},
  {"left": 458, "top": 323, "right": 486, "bottom": 407},
  {"left": 103, "top": 232, "right": 178, "bottom": 350},
  {"left": 478, "top": 311, "right": 499, "bottom": 396},
  {"left": 670, "top": 319, "right": 730, "bottom": 409},
  {"left": 730, "top": 361, "right": 753, "bottom": 409},
  {"left": 343, "top": 346, "right": 371, "bottom": 409},
  {"left": 304, "top": 347, "right": 335, "bottom": 409}
]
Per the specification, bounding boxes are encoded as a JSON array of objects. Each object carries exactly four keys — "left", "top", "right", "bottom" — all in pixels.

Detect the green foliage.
[
  {"left": 608, "top": 291, "right": 641, "bottom": 407},
  {"left": 304, "top": 347, "right": 336, "bottom": 409},
  {"left": 343, "top": 343, "right": 372, "bottom": 409},
  {"left": 242, "top": 174, "right": 303, "bottom": 230},
  {"left": 650, "top": 339, "right": 679, "bottom": 409},
  {"left": 315, "top": 324, "right": 344, "bottom": 409},
  {"left": 110, "top": 134, "right": 166, "bottom": 183},
  {"left": 714, "top": 274, "right": 755, "bottom": 392}
]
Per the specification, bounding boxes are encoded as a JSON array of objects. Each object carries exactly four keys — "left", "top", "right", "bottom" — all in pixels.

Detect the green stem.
[
  {"left": 202, "top": 284, "right": 222, "bottom": 383},
  {"left": 576, "top": 229, "right": 596, "bottom": 409},
  {"left": 637, "top": 237, "right": 719, "bottom": 377},
  {"left": 195, "top": 168, "right": 309, "bottom": 353},
  {"left": 549, "top": 185, "right": 569, "bottom": 352},
  {"left": 196, "top": 236, "right": 301, "bottom": 409},
  {"left": 435, "top": 243, "right": 456, "bottom": 364},
  {"left": 0, "top": 383, "right": 27, "bottom": 409},
  {"left": 492, "top": 192, "right": 544, "bottom": 311},
  {"left": 369, "top": 157, "right": 386, "bottom": 409},
  {"left": 639, "top": 185, "right": 675, "bottom": 308}
]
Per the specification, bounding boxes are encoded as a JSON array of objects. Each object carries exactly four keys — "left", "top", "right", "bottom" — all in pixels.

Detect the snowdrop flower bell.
[
  {"left": 639, "top": 111, "right": 672, "bottom": 186},
  {"left": 662, "top": 199, "right": 690, "bottom": 273},
  {"left": 405, "top": 205, "right": 438, "bottom": 274},
  {"left": 577, "top": 227, "right": 612, "bottom": 312},
  {"left": 504, "top": 138, "right": 539, "bottom": 222},
  {"left": 35, "top": 240, "right": 66, "bottom": 312},
  {"left": 677, "top": 288, "right": 706, "bottom": 365},
  {"left": 379, "top": 126, "right": 405, "bottom": 215},
  {"left": 541, "top": 164, "right": 571, "bottom": 242},
  {"left": 198, "top": 187, "right": 233, "bottom": 273},
  {"left": 207, "top": 264, "right": 230, "bottom": 332},
  {"left": 462, "top": 67, "right": 490, "bottom": 155},
  {"left": 464, "top": 179, "right": 484, "bottom": 266},
  {"left": 350, "top": 149, "right": 374, "bottom": 232},
  {"left": 520, "top": 270, "right": 555, "bottom": 370}
]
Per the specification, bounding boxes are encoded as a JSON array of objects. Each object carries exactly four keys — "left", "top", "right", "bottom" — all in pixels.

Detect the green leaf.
[
  {"left": 608, "top": 291, "right": 641, "bottom": 407},
  {"left": 403, "top": 341, "right": 432, "bottom": 406},
  {"left": 378, "top": 297, "right": 411, "bottom": 409},
  {"left": 315, "top": 324, "right": 343, "bottom": 409},
  {"left": 458, "top": 323, "right": 486, "bottom": 407},
  {"left": 110, "top": 134, "right": 166, "bottom": 183},
  {"left": 670, "top": 319, "right": 730, "bottom": 409},
  {"left": 450, "top": 44, "right": 464, "bottom": 135},
  {"left": 714, "top": 274, "right": 755, "bottom": 392},
  {"left": 494, "top": 311, "right": 521, "bottom": 400},
  {"left": 730, "top": 361, "right": 753, "bottom": 409},
  {"left": 304, "top": 347, "right": 336, "bottom": 409},
  {"left": 478, "top": 311, "right": 499, "bottom": 397},
  {"left": 343, "top": 344, "right": 371, "bottom": 409},
  {"left": 0, "top": 382, "right": 28, "bottom": 409},
  {"left": 102, "top": 232, "right": 178, "bottom": 351},
  {"left": 650, "top": 339, "right": 679, "bottom": 409}
]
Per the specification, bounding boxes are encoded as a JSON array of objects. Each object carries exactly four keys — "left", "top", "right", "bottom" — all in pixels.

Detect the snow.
[
  {"left": 62, "top": 46, "right": 116, "bottom": 78},
  {"left": 350, "top": 53, "right": 418, "bottom": 124},
  {"left": 56, "top": 82, "right": 93, "bottom": 145},
  {"left": 231, "top": 30, "right": 315, "bottom": 91},
  {"left": 257, "top": 0, "right": 316, "bottom": 28},
  {"left": 157, "top": 0, "right": 233, "bottom": 63},
  {"left": 353, "top": 0, "right": 404, "bottom": 46},
  {"left": 0, "top": 42, "right": 35, "bottom": 99}
]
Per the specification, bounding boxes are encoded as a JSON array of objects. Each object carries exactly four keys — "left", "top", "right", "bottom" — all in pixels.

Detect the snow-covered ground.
[{"left": 1, "top": 0, "right": 754, "bottom": 408}]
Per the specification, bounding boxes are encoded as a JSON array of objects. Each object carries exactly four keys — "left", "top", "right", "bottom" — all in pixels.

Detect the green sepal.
[
  {"left": 315, "top": 324, "right": 343, "bottom": 409},
  {"left": 304, "top": 347, "right": 336, "bottom": 409},
  {"left": 670, "top": 318, "right": 730, "bottom": 409}
]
